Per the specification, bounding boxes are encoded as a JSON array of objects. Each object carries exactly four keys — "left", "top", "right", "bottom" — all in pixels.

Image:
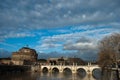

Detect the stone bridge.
[{"left": 40, "top": 63, "right": 101, "bottom": 74}]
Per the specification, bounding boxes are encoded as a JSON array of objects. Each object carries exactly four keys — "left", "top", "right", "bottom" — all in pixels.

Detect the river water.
[
  {"left": 0, "top": 70, "right": 118, "bottom": 80},
  {"left": 0, "top": 73, "right": 99, "bottom": 80}
]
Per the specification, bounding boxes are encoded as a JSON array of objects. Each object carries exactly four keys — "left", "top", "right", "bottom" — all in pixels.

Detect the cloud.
[
  {"left": 64, "top": 37, "right": 98, "bottom": 50},
  {"left": 0, "top": 31, "right": 35, "bottom": 40},
  {"left": 0, "top": 0, "right": 120, "bottom": 60},
  {"left": 34, "top": 25, "right": 117, "bottom": 60},
  {"left": 0, "top": 0, "right": 120, "bottom": 30},
  {"left": 0, "top": 42, "right": 16, "bottom": 48},
  {"left": 0, "top": 48, "right": 12, "bottom": 58},
  {"left": 37, "top": 50, "right": 98, "bottom": 61},
  {"left": 0, "top": 0, "right": 120, "bottom": 41},
  {"left": 35, "top": 24, "right": 119, "bottom": 52},
  {"left": 64, "top": 42, "right": 94, "bottom": 50},
  {"left": 35, "top": 42, "right": 62, "bottom": 51}
]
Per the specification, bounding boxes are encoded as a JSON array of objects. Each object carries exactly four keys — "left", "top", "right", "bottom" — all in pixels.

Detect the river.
[{"left": 0, "top": 70, "right": 118, "bottom": 80}]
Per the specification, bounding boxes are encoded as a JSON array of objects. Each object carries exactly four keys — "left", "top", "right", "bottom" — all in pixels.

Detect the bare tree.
[{"left": 98, "top": 33, "right": 120, "bottom": 68}]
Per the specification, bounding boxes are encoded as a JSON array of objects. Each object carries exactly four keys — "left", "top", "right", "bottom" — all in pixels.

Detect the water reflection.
[
  {"left": 52, "top": 68, "right": 59, "bottom": 73},
  {"left": 42, "top": 67, "right": 48, "bottom": 73},
  {"left": 77, "top": 68, "right": 86, "bottom": 79},
  {"left": 92, "top": 69, "right": 101, "bottom": 79},
  {"left": 0, "top": 71, "right": 102, "bottom": 80},
  {"left": 63, "top": 68, "right": 72, "bottom": 75}
]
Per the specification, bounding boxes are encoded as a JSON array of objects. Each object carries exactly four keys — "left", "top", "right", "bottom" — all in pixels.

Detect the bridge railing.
[{"left": 40, "top": 62, "right": 99, "bottom": 67}]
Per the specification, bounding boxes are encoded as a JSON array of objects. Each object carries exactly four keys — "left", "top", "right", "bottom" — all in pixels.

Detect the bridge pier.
[
  {"left": 59, "top": 69, "right": 63, "bottom": 73},
  {"left": 48, "top": 68, "right": 52, "bottom": 73},
  {"left": 71, "top": 63, "right": 77, "bottom": 73},
  {"left": 87, "top": 62, "right": 91, "bottom": 75},
  {"left": 31, "top": 65, "right": 41, "bottom": 72},
  {"left": 72, "top": 70, "right": 76, "bottom": 73}
]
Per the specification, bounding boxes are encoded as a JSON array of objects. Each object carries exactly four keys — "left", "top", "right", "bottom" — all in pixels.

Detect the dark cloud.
[
  {"left": 0, "top": 0, "right": 120, "bottom": 31},
  {"left": 64, "top": 37, "right": 98, "bottom": 50},
  {"left": 0, "top": 48, "right": 12, "bottom": 58},
  {"left": 38, "top": 51, "right": 78, "bottom": 59},
  {"left": 38, "top": 50, "right": 98, "bottom": 61},
  {"left": 77, "top": 50, "right": 98, "bottom": 61},
  {"left": 76, "top": 37, "right": 92, "bottom": 43},
  {"left": 62, "top": 36, "right": 99, "bottom": 61}
]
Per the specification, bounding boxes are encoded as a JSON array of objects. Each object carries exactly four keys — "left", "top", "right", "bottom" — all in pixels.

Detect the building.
[
  {"left": 47, "top": 57, "right": 85, "bottom": 65},
  {"left": 67, "top": 58, "right": 85, "bottom": 65},
  {"left": 0, "top": 58, "right": 11, "bottom": 65},
  {"left": 37, "top": 59, "right": 47, "bottom": 65},
  {"left": 12, "top": 47, "right": 38, "bottom": 65}
]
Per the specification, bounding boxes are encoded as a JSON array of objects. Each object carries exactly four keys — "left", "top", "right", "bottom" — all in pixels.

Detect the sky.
[{"left": 0, "top": 0, "right": 120, "bottom": 61}]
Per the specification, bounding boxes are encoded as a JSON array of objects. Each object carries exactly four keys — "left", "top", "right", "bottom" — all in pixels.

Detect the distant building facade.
[
  {"left": 0, "top": 58, "right": 11, "bottom": 65},
  {"left": 12, "top": 47, "right": 38, "bottom": 65},
  {"left": 37, "top": 59, "right": 47, "bottom": 65},
  {"left": 47, "top": 57, "right": 85, "bottom": 65}
]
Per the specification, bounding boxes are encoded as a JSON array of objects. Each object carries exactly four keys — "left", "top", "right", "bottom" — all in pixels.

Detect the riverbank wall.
[{"left": 0, "top": 65, "right": 31, "bottom": 74}]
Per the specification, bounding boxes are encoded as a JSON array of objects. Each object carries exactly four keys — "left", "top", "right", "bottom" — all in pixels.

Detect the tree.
[{"left": 98, "top": 33, "right": 120, "bottom": 68}]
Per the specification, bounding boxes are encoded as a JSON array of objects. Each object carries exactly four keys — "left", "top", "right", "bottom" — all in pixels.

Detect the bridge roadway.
[{"left": 40, "top": 63, "right": 101, "bottom": 74}]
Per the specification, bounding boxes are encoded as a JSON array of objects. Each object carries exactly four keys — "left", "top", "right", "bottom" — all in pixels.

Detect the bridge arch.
[
  {"left": 63, "top": 67, "right": 72, "bottom": 74},
  {"left": 92, "top": 68, "right": 101, "bottom": 72},
  {"left": 42, "top": 67, "right": 49, "bottom": 73},
  {"left": 92, "top": 68, "right": 101, "bottom": 79},
  {"left": 77, "top": 68, "right": 86, "bottom": 77},
  {"left": 52, "top": 67, "right": 59, "bottom": 73}
]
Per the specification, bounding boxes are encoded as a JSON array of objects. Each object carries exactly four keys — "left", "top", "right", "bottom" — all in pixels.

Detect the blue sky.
[{"left": 0, "top": 0, "right": 120, "bottom": 61}]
